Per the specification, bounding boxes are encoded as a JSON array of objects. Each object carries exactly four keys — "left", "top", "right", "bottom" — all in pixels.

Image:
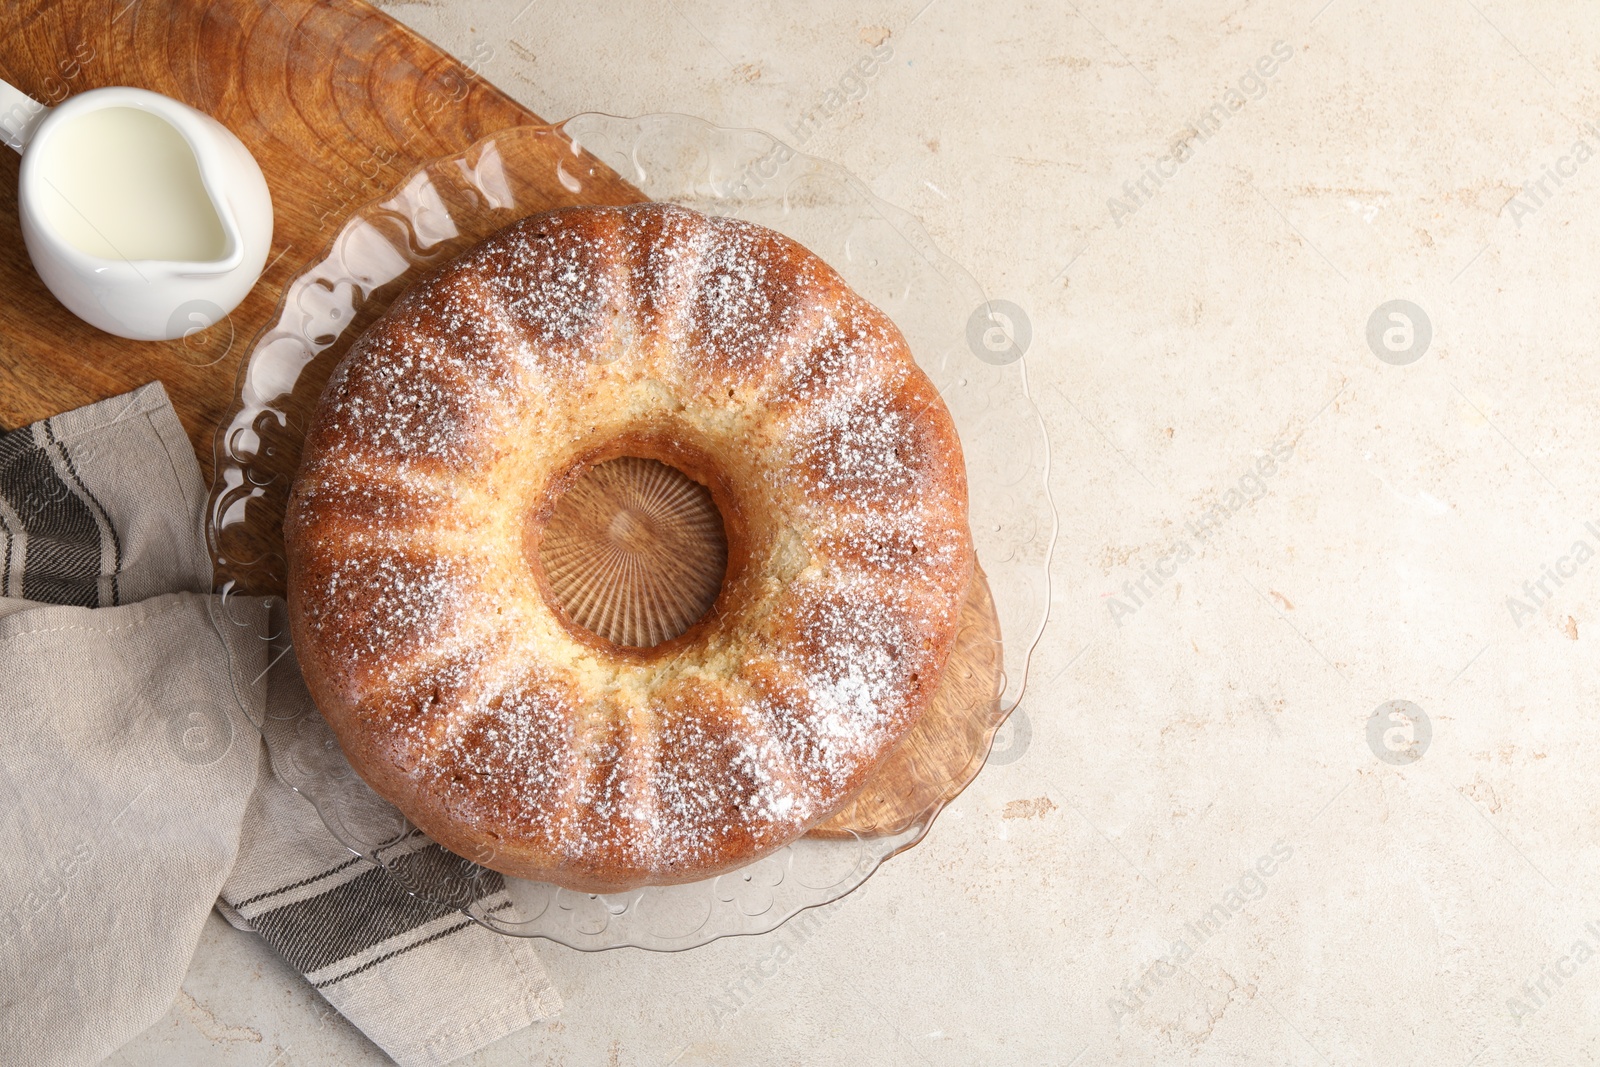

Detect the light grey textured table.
[{"left": 112, "top": 2, "right": 1600, "bottom": 1064}]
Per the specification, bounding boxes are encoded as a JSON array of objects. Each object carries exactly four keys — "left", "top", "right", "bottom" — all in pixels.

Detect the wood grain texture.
[{"left": 0, "top": 0, "right": 644, "bottom": 467}]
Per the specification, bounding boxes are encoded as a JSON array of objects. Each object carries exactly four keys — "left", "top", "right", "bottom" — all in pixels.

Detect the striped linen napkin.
[
  {"left": 0, "top": 382, "right": 560, "bottom": 1067},
  {"left": 217, "top": 604, "right": 555, "bottom": 1045}
]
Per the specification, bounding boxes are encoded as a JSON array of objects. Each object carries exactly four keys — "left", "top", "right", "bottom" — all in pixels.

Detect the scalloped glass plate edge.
[{"left": 202, "top": 112, "right": 1056, "bottom": 951}]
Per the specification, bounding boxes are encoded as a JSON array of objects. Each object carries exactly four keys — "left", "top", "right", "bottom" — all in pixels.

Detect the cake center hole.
[{"left": 539, "top": 457, "right": 729, "bottom": 648}]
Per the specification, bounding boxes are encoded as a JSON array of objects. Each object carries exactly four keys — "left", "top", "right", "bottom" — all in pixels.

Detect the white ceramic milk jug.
[{"left": 0, "top": 80, "right": 273, "bottom": 341}]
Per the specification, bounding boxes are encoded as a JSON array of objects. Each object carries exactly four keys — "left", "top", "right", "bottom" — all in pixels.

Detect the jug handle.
[{"left": 0, "top": 79, "right": 49, "bottom": 153}]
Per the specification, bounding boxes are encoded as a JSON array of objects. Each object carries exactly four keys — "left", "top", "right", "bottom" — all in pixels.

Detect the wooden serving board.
[
  {"left": 0, "top": 0, "right": 1004, "bottom": 841},
  {"left": 0, "top": 0, "right": 644, "bottom": 464}
]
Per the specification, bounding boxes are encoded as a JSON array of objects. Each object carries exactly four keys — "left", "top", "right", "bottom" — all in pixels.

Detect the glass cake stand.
[{"left": 206, "top": 113, "right": 1054, "bottom": 951}]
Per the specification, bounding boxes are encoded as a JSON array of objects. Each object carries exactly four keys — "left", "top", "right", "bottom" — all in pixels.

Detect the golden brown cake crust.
[{"left": 285, "top": 203, "right": 973, "bottom": 892}]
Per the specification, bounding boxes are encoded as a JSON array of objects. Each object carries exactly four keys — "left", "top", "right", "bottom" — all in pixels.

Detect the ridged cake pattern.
[
  {"left": 539, "top": 456, "right": 729, "bottom": 648},
  {"left": 285, "top": 203, "right": 973, "bottom": 891}
]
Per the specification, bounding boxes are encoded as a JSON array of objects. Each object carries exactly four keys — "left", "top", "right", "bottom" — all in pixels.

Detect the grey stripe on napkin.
[
  {"left": 237, "top": 839, "right": 512, "bottom": 984},
  {"left": 0, "top": 385, "right": 213, "bottom": 605},
  {"left": 0, "top": 402, "right": 125, "bottom": 605},
  {"left": 0, "top": 424, "right": 110, "bottom": 605},
  {"left": 0, "top": 382, "right": 559, "bottom": 1067},
  {"left": 221, "top": 597, "right": 560, "bottom": 1061}
]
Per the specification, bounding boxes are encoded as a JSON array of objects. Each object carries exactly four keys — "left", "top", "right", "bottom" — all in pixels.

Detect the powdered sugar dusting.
[
  {"left": 785, "top": 376, "right": 937, "bottom": 516},
  {"left": 297, "top": 540, "right": 483, "bottom": 701},
  {"left": 814, "top": 510, "right": 967, "bottom": 587},
  {"left": 316, "top": 290, "right": 522, "bottom": 473},
  {"left": 420, "top": 671, "right": 581, "bottom": 847},
  {"left": 685, "top": 214, "right": 822, "bottom": 379},
  {"left": 289, "top": 202, "right": 972, "bottom": 890},
  {"left": 291, "top": 452, "right": 459, "bottom": 536},
  {"left": 473, "top": 212, "right": 631, "bottom": 377},
  {"left": 764, "top": 298, "right": 904, "bottom": 408},
  {"left": 748, "top": 579, "right": 930, "bottom": 799},
  {"left": 647, "top": 696, "right": 812, "bottom": 869}
]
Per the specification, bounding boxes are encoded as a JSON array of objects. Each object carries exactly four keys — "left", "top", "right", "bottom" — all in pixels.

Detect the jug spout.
[{"left": 0, "top": 78, "right": 48, "bottom": 152}]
